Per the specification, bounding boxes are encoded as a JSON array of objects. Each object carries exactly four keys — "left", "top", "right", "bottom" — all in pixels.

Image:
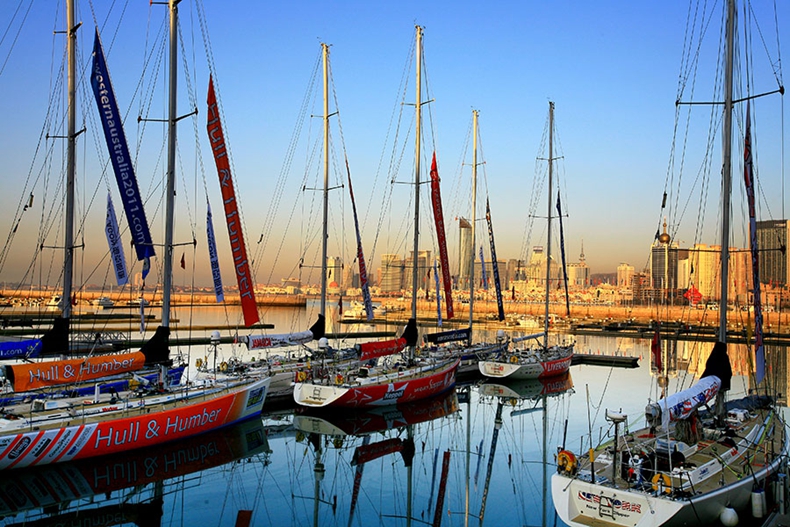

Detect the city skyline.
[{"left": 0, "top": 2, "right": 787, "bottom": 293}]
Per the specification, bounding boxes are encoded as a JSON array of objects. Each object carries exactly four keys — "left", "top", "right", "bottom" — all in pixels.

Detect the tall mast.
[
  {"left": 62, "top": 0, "right": 77, "bottom": 320},
  {"left": 718, "top": 0, "right": 735, "bottom": 340},
  {"left": 161, "top": 0, "right": 179, "bottom": 328},
  {"left": 320, "top": 43, "right": 330, "bottom": 318},
  {"left": 543, "top": 101, "right": 554, "bottom": 349},
  {"left": 468, "top": 110, "right": 478, "bottom": 331},
  {"left": 411, "top": 25, "right": 423, "bottom": 320}
]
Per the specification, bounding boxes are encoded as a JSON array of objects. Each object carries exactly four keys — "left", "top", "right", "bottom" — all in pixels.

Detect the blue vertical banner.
[
  {"left": 105, "top": 193, "right": 129, "bottom": 286},
  {"left": 485, "top": 199, "right": 505, "bottom": 321},
  {"left": 207, "top": 201, "right": 224, "bottom": 303},
  {"left": 743, "top": 102, "right": 765, "bottom": 384},
  {"left": 91, "top": 30, "right": 155, "bottom": 262}
]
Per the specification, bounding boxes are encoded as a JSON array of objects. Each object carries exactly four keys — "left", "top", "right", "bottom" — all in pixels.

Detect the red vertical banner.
[
  {"left": 429, "top": 152, "right": 454, "bottom": 319},
  {"left": 206, "top": 77, "right": 259, "bottom": 327}
]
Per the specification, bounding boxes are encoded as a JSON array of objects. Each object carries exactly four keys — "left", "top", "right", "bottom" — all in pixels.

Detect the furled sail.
[
  {"left": 556, "top": 191, "right": 570, "bottom": 317},
  {"left": 485, "top": 198, "right": 504, "bottom": 321},
  {"left": 206, "top": 76, "right": 259, "bottom": 327},
  {"left": 744, "top": 102, "right": 765, "bottom": 384},
  {"left": 429, "top": 153, "right": 454, "bottom": 319},
  {"left": 346, "top": 159, "right": 374, "bottom": 321}
]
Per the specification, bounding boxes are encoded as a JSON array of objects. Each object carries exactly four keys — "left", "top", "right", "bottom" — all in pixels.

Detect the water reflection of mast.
[{"left": 479, "top": 399, "right": 503, "bottom": 522}]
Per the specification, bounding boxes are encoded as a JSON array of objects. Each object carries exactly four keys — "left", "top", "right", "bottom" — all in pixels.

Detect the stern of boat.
[{"left": 551, "top": 473, "right": 682, "bottom": 527}]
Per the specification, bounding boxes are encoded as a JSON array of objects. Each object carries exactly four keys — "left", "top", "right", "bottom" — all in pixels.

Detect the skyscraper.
[{"left": 757, "top": 220, "right": 790, "bottom": 286}]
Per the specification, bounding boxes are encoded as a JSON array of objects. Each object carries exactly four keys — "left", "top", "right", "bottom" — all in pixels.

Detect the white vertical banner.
[
  {"left": 105, "top": 193, "right": 129, "bottom": 286},
  {"left": 207, "top": 202, "right": 224, "bottom": 303}
]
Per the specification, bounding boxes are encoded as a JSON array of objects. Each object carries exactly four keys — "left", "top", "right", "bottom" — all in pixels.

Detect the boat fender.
[
  {"left": 510, "top": 355, "right": 519, "bottom": 364},
  {"left": 720, "top": 506, "right": 738, "bottom": 526},
  {"left": 651, "top": 473, "right": 672, "bottom": 495},
  {"left": 195, "top": 357, "right": 203, "bottom": 369},
  {"left": 557, "top": 450, "right": 577, "bottom": 475},
  {"left": 296, "top": 371, "right": 307, "bottom": 382}
]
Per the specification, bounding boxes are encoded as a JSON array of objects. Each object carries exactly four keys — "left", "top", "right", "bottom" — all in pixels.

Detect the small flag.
[
  {"left": 142, "top": 256, "right": 151, "bottom": 280},
  {"left": 180, "top": 253, "right": 186, "bottom": 269}
]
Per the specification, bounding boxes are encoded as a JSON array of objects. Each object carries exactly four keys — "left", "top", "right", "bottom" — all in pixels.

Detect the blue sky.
[{"left": 0, "top": 1, "right": 787, "bottom": 291}]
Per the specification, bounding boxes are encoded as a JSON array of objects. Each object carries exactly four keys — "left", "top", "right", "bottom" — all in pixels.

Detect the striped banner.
[{"left": 206, "top": 76, "right": 259, "bottom": 327}]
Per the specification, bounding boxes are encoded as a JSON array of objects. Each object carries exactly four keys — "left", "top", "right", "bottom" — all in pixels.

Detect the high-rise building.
[
  {"left": 326, "top": 256, "right": 343, "bottom": 287},
  {"left": 404, "top": 250, "right": 432, "bottom": 294},
  {"left": 380, "top": 254, "right": 403, "bottom": 293},
  {"left": 617, "top": 263, "right": 635, "bottom": 289},
  {"left": 757, "top": 220, "right": 790, "bottom": 286},
  {"left": 458, "top": 218, "right": 472, "bottom": 290}
]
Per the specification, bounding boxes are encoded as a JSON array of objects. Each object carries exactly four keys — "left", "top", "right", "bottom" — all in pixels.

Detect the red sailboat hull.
[
  {"left": 0, "top": 377, "right": 269, "bottom": 470},
  {"left": 293, "top": 359, "right": 459, "bottom": 408}
]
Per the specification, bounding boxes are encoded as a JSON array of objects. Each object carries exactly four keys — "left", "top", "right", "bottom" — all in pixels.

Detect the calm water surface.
[{"left": 0, "top": 305, "right": 781, "bottom": 526}]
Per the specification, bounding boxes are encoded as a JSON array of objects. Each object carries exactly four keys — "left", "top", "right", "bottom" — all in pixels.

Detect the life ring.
[
  {"left": 335, "top": 374, "right": 344, "bottom": 385},
  {"left": 219, "top": 361, "right": 228, "bottom": 372},
  {"left": 651, "top": 473, "right": 672, "bottom": 494},
  {"left": 296, "top": 371, "right": 307, "bottom": 382},
  {"left": 510, "top": 355, "right": 519, "bottom": 364},
  {"left": 557, "top": 450, "right": 577, "bottom": 475},
  {"left": 195, "top": 357, "right": 203, "bottom": 369}
]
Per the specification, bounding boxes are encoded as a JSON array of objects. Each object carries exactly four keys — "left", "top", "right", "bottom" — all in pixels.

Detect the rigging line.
[
  {"left": 255, "top": 51, "right": 322, "bottom": 282},
  {"left": 0, "top": 0, "right": 32, "bottom": 80}
]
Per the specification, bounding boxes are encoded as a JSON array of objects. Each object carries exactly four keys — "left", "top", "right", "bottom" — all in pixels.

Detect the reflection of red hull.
[
  {"left": 294, "top": 387, "right": 459, "bottom": 437},
  {"left": 0, "top": 417, "right": 269, "bottom": 517},
  {"left": 479, "top": 372, "right": 574, "bottom": 400},
  {"left": 294, "top": 359, "right": 459, "bottom": 408},
  {"left": 0, "top": 377, "right": 270, "bottom": 470}
]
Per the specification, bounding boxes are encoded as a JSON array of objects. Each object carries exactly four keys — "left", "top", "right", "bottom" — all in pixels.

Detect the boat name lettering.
[
  {"left": 250, "top": 336, "right": 273, "bottom": 348},
  {"left": 95, "top": 422, "right": 141, "bottom": 448},
  {"left": 384, "top": 387, "right": 406, "bottom": 401},
  {"left": 577, "top": 491, "right": 642, "bottom": 514},
  {"left": 26, "top": 356, "right": 138, "bottom": 384},
  {"left": 163, "top": 408, "right": 224, "bottom": 436},
  {"left": 545, "top": 358, "right": 569, "bottom": 372}
]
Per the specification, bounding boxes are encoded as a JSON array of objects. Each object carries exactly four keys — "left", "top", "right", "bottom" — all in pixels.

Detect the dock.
[{"left": 571, "top": 353, "right": 639, "bottom": 368}]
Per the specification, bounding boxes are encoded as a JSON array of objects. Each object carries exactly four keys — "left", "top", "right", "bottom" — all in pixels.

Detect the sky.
[{"left": 0, "top": 1, "right": 788, "bottom": 292}]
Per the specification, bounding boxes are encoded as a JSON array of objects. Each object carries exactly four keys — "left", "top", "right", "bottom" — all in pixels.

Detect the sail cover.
[
  {"left": 91, "top": 31, "right": 155, "bottom": 262},
  {"left": 245, "top": 331, "right": 313, "bottom": 351},
  {"left": 424, "top": 327, "right": 471, "bottom": 345},
  {"left": 556, "top": 192, "right": 571, "bottom": 317},
  {"left": 645, "top": 375, "right": 721, "bottom": 429},
  {"left": 245, "top": 315, "right": 325, "bottom": 350},
  {"left": 357, "top": 338, "right": 407, "bottom": 362},
  {"left": 743, "top": 102, "right": 765, "bottom": 384},
  {"left": 206, "top": 76, "right": 259, "bottom": 327},
  {"left": 429, "top": 153, "right": 454, "bottom": 319},
  {"left": 0, "top": 337, "right": 42, "bottom": 360},
  {"left": 5, "top": 351, "right": 146, "bottom": 392}
]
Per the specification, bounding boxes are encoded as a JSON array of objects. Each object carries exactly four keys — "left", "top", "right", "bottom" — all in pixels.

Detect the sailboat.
[
  {"left": 0, "top": 0, "right": 269, "bottom": 469},
  {"left": 551, "top": 2, "right": 789, "bottom": 526},
  {"left": 422, "top": 110, "right": 509, "bottom": 375},
  {"left": 292, "top": 29, "right": 459, "bottom": 409},
  {"left": 478, "top": 102, "right": 574, "bottom": 381}
]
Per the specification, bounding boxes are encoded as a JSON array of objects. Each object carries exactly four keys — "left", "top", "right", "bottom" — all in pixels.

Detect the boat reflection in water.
[
  {"left": 292, "top": 388, "right": 460, "bottom": 526},
  {"left": 0, "top": 417, "right": 271, "bottom": 525}
]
